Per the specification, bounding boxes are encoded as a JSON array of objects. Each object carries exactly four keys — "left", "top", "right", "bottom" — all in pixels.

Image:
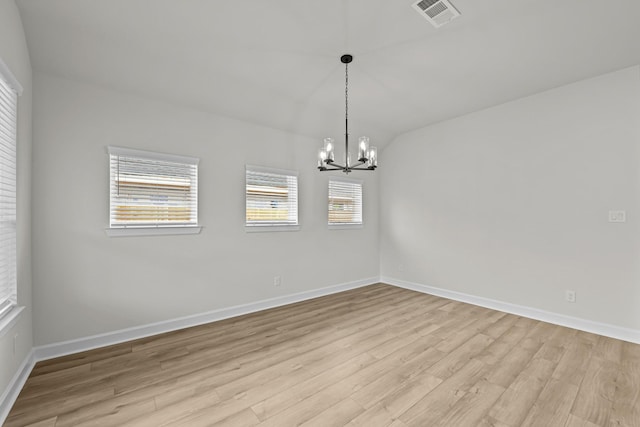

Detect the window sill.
[
  {"left": 105, "top": 226, "right": 202, "bottom": 237},
  {"left": 328, "top": 223, "right": 364, "bottom": 230},
  {"left": 245, "top": 225, "right": 300, "bottom": 233},
  {"left": 0, "top": 305, "right": 25, "bottom": 338}
]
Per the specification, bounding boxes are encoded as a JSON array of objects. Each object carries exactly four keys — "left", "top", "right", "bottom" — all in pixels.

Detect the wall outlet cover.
[{"left": 608, "top": 210, "right": 626, "bottom": 223}]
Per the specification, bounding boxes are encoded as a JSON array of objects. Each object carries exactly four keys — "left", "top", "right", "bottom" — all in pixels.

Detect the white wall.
[
  {"left": 0, "top": 0, "right": 33, "bottom": 400},
  {"left": 31, "top": 72, "right": 379, "bottom": 346},
  {"left": 380, "top": 66, "right": 640, "bottom": 331}
]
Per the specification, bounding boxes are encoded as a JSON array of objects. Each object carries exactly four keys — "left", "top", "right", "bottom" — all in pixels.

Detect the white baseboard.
[
  {"left": 382, "top": 276, "right": 640, "bottom": 344},
  {"left": 0, "top": 349, "right": 35, "bottom": 424},
  {"left": 34, "top": 277, "right": 378, "bottom": 362}
]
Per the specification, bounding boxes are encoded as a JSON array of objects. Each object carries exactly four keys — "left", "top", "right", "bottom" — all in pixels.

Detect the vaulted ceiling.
[{"left": 16, "top": 0, "right": 640, "bottom": 148}]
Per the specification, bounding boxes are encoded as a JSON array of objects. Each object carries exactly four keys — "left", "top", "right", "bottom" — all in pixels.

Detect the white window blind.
[
  {"left": 328, "top": 179, "right": 363, "bottom": 226},
  {"left": 0, "top": 68, "right": 18, "bottom": 321},
  {"left": 108, "top": 146, "right": 199, "bottom": 229},
  {"left": 246, "top": 165, "right": 298, "bottom": 229}
]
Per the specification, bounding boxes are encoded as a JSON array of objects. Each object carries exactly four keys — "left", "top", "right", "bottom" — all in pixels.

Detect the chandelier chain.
[{"left": 345, "top": 61, "right": 348, "bottom": 123}]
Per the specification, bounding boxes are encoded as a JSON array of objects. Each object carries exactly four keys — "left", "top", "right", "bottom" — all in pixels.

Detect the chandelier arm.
[
  {"left": 326, "top": 161, "right": 346, "bottom": 169},
  {"left": 349, "top": 166, "right": 376, "bottom": 171},
  {"left": 320, "top": 165, "right": 346, "bottom": 171}
]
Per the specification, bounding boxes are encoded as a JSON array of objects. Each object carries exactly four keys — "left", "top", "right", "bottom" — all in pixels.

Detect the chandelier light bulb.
[
  {"left": 358, "top": 136, "right": 369, "bottom": 162},
  {"left": 323, "top": 137, "right": 335, "bottom": 162},
  {"left": 368, "top": 146, "right": 378, "bottom": 167},
  {"left": 318, "top": 149, "right": 327, "bottom": 168}
]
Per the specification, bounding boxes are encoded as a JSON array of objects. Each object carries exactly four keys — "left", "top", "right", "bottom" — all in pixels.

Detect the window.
[
  {"left": 246, "top": 165, "right": 298, "bottom": 231},
  {"left": 0, "top": 59, "right": 21, "bottom": 322},
  {"left": 107, "top": 146, "right": 200, "bottom": 236},
  {"left": 328, "top": 178, "right": 363, "bottom": 227}
]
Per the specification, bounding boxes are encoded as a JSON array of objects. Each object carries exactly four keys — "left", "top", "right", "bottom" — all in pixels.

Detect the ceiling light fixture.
[{"left": 317, "top": 54, "right": 377, "bottom": 174}]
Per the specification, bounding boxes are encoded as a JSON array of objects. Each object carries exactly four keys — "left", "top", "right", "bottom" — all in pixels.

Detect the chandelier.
[{"left": 317, "top": 54, "right": 377, "bottom": 173}]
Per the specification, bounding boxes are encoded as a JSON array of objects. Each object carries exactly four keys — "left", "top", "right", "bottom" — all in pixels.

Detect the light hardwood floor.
[{"left": 5, "top": 284, "right": 640, "bottom": 427}]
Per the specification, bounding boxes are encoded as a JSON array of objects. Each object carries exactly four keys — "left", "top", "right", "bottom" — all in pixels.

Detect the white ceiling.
[{"left": 16, "top": 0, "right": 640, "bottom": 148}]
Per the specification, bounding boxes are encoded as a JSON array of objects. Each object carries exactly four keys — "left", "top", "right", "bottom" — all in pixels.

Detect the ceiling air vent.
[{"left": 412, "top": 0, "right": 461, "bottom": 28}]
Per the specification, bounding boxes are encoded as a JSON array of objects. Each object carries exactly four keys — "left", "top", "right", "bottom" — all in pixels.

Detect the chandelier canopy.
[{"left": 317, "top": 54, "right": 377, "bottom": 174}]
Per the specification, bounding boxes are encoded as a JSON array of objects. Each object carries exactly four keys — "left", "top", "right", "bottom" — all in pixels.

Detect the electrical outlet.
[
  {"left": 398, "top": 264, "right": 405, "bottom": 272},
  {"left": 565, "top": 290, "right": 576, "bottom": 303},
  {"left": 13, "top": 333, "right": 18, "bottom": 355},
  {"left": 274, "top": 276, "right": 281, "bottom": 287},
  {"left": 608, "top": 210, "right": 626, "bottom": 223}
]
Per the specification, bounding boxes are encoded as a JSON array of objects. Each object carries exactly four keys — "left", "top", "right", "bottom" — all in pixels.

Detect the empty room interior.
[{"left": 1, "top": 0, "right": 640, "bottom": 426}]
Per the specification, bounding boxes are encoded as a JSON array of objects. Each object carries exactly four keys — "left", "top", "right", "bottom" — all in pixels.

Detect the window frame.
[
  {"left": 0, "top": 57, "right": 22, "bottom": 328},
  {"left": 106, "top": 146, "right": 201, "bottom": 237},
  {"left": 245, "top": 165, "right": 299, "bottom": 232},
  {"left": 328, "top": 177, "right": 364, "bottom": 229}
]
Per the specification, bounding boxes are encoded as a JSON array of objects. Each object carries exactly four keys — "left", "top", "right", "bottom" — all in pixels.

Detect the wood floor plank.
[
  {"left": 570, "top": 355, "right": 619, "bottom": 426},
  {"left": 484, "top": 322, "right": 548, "bottom": 388},
  {"left": 487, "top": 357, "right": 557, "bottom": 426},
  {"left": 59, "top": 398, "right": 157, "bottom": 427},
  {"left": 594, "top": 335, "right": 624, "bottom": 363},
  {"left": 551, "top": 331, "right": 596, "bottom": 387},
  {"left": 564, "top": 414, "right": 602, "bottom": 427},
  {"left": 432, "top": 379, "right": 506, "bottom": 427},
  {"left": 477, "top": 415, "right": 512, "bottom": 427},
  {"left": 20, "top": 418, "right": 56, "bottom": 427},
  {"left": 121, "top": 387, "right": 222, "bottom": 426},
  {"left": 426, "top": 332, "right": 494, "bottom": 380},
  {"left": 209, "top": 408, "right": 261, "bottom": 427},
  {"left": 433, "top": 309, "right": 505, "bottom": 354},
  {"left": 252, "top": 382, "right": 353, "bottom": 427},
  {"left": 298, "top": 398, "right": 365, "bottom": 427},
  {"left": 520, "top": 378, "right": 578, "bottom": 427},
  {"left": 350, "top": 346, "right": 444, "bottom": 409},
  {"left": 482, "top": 313, "right": 519, "bottom": 339},
  {"left": 52, "top": 392, "right": 158, "bottom": 427},
  {"left": 29, "top": 342, "right": 133, "bottom": 377},
  {"left": 519, "top": 330, "right": 595, "bottom": 427},
  {"left": 4, "top": 387, "right": 115, "bottom": 427},
  {"left": 399, "top": 358, "right": 488, "bottom": 426},
  {"left": 20, "top": 363, "right": 92, "bottom": 392},
  {"left": 608, "top": 352, "right": 640, "bottom": 427},
  {"left": 474, "top": 319, "right": 530, "bottom": 366},
  {"left": 5, "top": 284, "right": 640, "bottom": 427},
  {"left": 534, "top": 325, "right": 576, "bottom": 363},
  {"left": 347, "top": 374, "right": 443, "bottom": 426}
]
